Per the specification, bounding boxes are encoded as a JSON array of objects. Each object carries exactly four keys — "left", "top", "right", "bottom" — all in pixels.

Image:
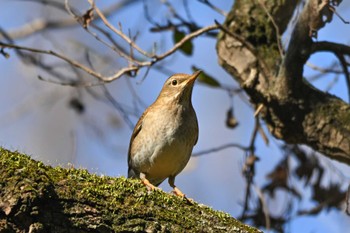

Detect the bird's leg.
[
  {"left": 168, "top": 176, "right": 185, "bottom": 197},
  {"left": 140, "top": 173, "right": 159, "bottom": 191}
]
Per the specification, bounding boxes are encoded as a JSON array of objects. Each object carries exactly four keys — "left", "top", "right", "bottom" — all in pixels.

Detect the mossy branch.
[
  {"left": 217, "top": 0, "right": 350, "bottom": 164},
  {"left": 0, "top": 148, "right": 261, "bottom": 233}
]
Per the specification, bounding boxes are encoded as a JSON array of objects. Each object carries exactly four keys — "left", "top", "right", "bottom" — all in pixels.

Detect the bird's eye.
[{"left": 171, "top": 79, "right": 178, "bottom": 86}]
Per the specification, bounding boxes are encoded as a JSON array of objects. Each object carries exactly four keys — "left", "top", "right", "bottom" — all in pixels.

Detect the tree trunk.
[
  {"left": 217, "top": 0, "right": 350, "bottom": 164},
  {"left": 0, "top": 148, "right": 260, "bottom": 233}
]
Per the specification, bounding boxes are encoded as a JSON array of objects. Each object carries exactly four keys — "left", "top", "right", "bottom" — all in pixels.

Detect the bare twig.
[
  {"left": 1, "top": 1, "right": 141, "bottom": 40},
  {"left": 87, "top": 0, "right": 151, "bottom": 58},
  {"left": 334, "top": 53, "right": 350, "bottom": 102},
  {"left": 240, "top": 178, "right": 252, "bottom": 220},
  {"left": 153, "top": 24, "right": 219, "bottom": 60},
  {"left": 328, "top": 5, "right": 349, "bottom": 24},
  {"left": 192, "top": 143, "right": 248, "bottom": 157},
  {"left": 1, "top": 22, "right": 218, "bottom": 83},
  {"left": 198, "top": 0, "right": 227, "bottom": 16},
  {"left": 38, "top": 75, "right": 101, "bottom": 87},
  {"left": 307, "top": 61, "right": 342, "bottom": 78},
  {"left": 312, "top": 41, "right": 350, "bottom": 102},
  {"left": 99, "top": 85, "right": 134, "bottom": 129},
  {"left": 66, "top": 3, "right": 142, "bottom": 66},
  {"left": 142, "top": 0, "right": 160, "bottom": 27},
  {"left": 258, "top": 123, "right": 269, "bottom": 146},
  {"left": 325, "top": 75, "right": 340, "bottom": 92},
  {"left": 252, "top": 184, "right": 271, "bottom": 230},
  {"left": 183, "top": 0, "right": 195, "bottom": 22},
  {"left": 248, "top": 118, "right": 260, "bottom": 153},
  {"left": 0, "top": 42, "right": 139, "bottom": 82},
  {"left": 254, "top": 104, "right": 264, "bottom": 117}
]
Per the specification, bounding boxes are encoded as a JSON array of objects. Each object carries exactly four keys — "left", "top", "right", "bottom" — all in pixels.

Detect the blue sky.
[{"left": 1, "top": 1, "right": 350, "bottom": 232}]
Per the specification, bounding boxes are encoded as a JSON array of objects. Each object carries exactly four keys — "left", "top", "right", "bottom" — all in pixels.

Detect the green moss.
[
  {"left": 313, "top": 98, "right": 350, "bottom": 130},
  {"left": 224, "top": 0, "right": 282, "bottom": 71},
  {"left": 0, "top": 148, "right": 261, "bottom": 232}
]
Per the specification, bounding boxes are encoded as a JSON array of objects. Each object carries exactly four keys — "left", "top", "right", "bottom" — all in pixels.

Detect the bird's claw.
[
  {"left": 172, "top": 187, "right": 194, "bottom": 203},
  {"left": 141, "top": 178, "right": 160, "bottom": 191},
  {"left": 172, "top": 187, "right": 185, "bottom": 197}
]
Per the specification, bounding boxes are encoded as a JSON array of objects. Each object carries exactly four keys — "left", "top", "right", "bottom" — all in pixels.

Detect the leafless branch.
[
  {"left": 334, "top": 52, "right": 350, "bottom": 102},
  {"left": 312, "top": 41, "right": 350, "bottom": 56},
  {"left": 252, "top": 184, "right": 271, "bottom": 231},
  {"left": 328, "top": 5, "right": 349, "bottom": 24},
  {"left": 307, "top": 61, "right": 342, "bottom": 79},
  {"left": 192, "top": 143, "right": 248, "bottom": 157},
  {"left": 87, "top": 0, "right": 152, "bottom": 58},
  {"left": 248, "top": 118, "right": 260, "bottom": 154},
  {"left": 312, "top": 41, "right": 350, "bottom": 101},
  {"left": 99, "top": 85, "right": 134, "bottom": 129},
  {"left": 153, "top": 24, "right": 219, "bottom": 59},
  {"left": 1, "top": 21, "right": 218, "bottom": 84},
  {"left": 0, "top": 42, "right": 138, "bottom": 82},
  {"left": 198, "top": 0, "right": 227, "bottom": 17},
  {"left": 1, "top": 1, "right": 141, "bottom": 40}
]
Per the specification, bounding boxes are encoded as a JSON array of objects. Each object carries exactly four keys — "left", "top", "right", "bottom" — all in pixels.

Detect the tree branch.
[
  {"left": 0, "top": 1, "right": 140, "bottom": 40},
  {"left": 217, "top": 0, "right": 350, "bottom": 164},
  {"left": 0, "top": 148, "right": 261, "bottom": 232},
  {"left": 1, "top": 22, "right": 218, "bottom": 83}
]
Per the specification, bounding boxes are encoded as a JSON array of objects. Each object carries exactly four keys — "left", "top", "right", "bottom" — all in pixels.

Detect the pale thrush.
[{"left": 128, "top": 71, "right": 201, "bottom": 197}]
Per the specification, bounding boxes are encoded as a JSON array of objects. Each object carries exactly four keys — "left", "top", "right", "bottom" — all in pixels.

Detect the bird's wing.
[
  {"left": 194, "top": 134, "right": 198, "bottom": 146},
  {"left": 194, "top": 113, "right": 199, "bottom": 146},
  {"left": 127, "top": 109, "right": 148, "bottom": 175}
]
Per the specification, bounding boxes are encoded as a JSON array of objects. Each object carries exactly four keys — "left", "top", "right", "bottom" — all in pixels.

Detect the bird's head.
[{"left": 157, "top": 71, "right": 201, "bottom": 106}]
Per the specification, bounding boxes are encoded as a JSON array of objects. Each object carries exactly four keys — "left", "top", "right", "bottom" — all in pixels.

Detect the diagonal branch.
[
  {"left": 217, "top": 0, "right": 350, "bottom": 164},
  {"left": 312, "top": 41, "right": 350, "bottom": 55},
  {"left": 0, "top": 1, "right": 140, "bottom": 40},
  {"left": 0, "top": 42, "right": 138, "bottom": 82},
  {"left": 334, "top": 53, "right": 350, "bottom": 103},
  {"left": 1, "top": 23, "right": 218, "bottom": 83},
  {"left": 312, "top": 41, "right": 350, "bottom": 102}
]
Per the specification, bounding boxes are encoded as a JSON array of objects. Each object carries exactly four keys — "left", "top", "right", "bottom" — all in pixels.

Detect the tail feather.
[{"left": 128, "top": 167, "right": 139, "bottom": 178}]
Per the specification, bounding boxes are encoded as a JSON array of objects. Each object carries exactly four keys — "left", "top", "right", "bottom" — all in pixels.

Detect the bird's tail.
[{"left": 127, "top": 167, "right": 138, "bottom": 178}]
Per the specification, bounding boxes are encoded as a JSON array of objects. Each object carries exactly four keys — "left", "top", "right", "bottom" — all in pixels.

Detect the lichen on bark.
[
  {"left": 0, "top": 148, "right": 261, "bottom": 232},
  {"left": 217, "top": 0, "right": 350, "bottom": 164}
]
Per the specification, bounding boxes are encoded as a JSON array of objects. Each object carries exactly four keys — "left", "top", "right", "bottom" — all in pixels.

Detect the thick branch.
[
  {"left": 217, "top": 0, "right": 350, "bottom": 164},
  {"left": 0, "top": 148, "right": 261, "bottom": 233}
]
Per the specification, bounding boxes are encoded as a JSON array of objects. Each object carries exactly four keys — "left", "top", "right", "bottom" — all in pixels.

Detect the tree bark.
[
  {"left": 0, "top": 148, "right": 261, "bottom": 233},
  {"left": 217, "top": 0, "right": 350, "bottom": 164}
]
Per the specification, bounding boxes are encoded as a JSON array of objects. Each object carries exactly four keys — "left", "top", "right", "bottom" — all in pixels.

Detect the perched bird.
[{"left": 128, "top": 71, "right": 201, "bottom": 197}]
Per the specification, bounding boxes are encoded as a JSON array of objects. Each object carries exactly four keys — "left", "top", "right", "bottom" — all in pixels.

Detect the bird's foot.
[
  {"left": 172, "top": 187, "right": 194, "bottom": 203},
  {"left": 172, "top": 187, "right": 185, "bottom": 197},
  {"left": 141, "top": 178, "right": 160, "bottom": 191}
]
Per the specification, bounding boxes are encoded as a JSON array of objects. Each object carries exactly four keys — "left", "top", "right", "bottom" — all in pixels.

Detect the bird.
[{"left": 127, "top": 71, "right": 201, "bottom": 197}]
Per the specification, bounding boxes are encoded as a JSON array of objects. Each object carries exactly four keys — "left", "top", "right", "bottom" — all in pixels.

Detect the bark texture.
[
  {"left": 217, "top": 0, "right": 350, "bottom": 164},
  {"left": 0, "top": 148, "right": 261, "bottom": 233}
]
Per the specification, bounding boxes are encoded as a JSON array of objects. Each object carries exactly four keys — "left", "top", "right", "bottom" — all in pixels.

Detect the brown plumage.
[{"left": 127, "top": 71, "right": 200, "bottom": 197}]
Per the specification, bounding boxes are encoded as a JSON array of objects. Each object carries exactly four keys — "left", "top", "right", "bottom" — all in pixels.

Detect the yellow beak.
[{"left": 186, "top": 70, "right": 201, "bottom": 85}]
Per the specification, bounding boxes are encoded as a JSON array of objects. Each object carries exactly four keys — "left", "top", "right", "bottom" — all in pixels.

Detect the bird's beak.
[{"left": 186, "top": 70, "right": 201, "bottom": 86}]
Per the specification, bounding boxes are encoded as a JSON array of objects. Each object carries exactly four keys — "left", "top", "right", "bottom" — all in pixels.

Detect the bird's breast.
[{"left": 130, "top": 103, "right": 198, "bottom": 182}]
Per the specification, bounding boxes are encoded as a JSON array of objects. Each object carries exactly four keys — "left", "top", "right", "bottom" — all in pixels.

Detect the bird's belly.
[
  {"left": 148, "top": 143, "right": 190, "bottom": 179},
  {"left": 131, "top": 107, "right": 197, "bottom": 184},
  {"left": 132, "top": 137, "right": 193, "bottom": 184}
]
